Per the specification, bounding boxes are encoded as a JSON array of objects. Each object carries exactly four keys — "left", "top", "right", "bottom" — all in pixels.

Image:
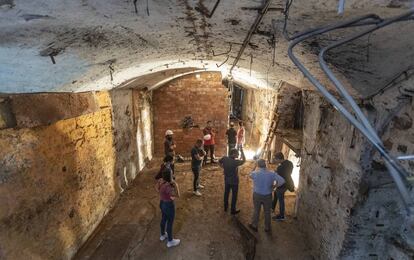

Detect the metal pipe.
[
  {"left": 318, "top": 10, "right": 414, "bottom": 181},
  {"left": 286, "top": 15, "right": 413, "bottom": 41},
  {"left": 398, "top": 155, "right": 414, "bottom": 160},
  {"left": 288, "top": 13, "right": 414, "bottom": 213},
  {"left": 318, "top": 13, "right": 413, "bottom": 135},
  {"left": 230, "top": 0, "right": 272, "bottom": 72},
  {"left": 287, "top": 16, "right": 383, "bottom": 41}
]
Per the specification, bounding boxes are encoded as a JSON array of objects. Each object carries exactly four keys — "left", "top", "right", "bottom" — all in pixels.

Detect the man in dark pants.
[
  {"left": 219, "top": 148, "right": 246, "bottom": 215},
  {"left": 191, "top": 139, "right": 206, "bottom": 196},
  {"left": 225, "top": 122, "right": 237, "bottom": 156},
  {"left": 203, "top": 121, "right": 216, "bottom": 164},
  {"left": 272, "top": 152, "right": 294, "bottom": 221}
]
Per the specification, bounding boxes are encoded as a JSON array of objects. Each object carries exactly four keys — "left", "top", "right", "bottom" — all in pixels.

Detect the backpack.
[
  {"left": 286, "top": 176, "right": 295, "bottom": 192},
  {"left": 277, "top": 160, "right": 295, "bottom": 192}
]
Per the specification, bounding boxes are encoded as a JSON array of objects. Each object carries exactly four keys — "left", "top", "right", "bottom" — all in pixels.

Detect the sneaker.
[
  {"left": 272, "top": 215, "right": 285, "bottom": 221},
  {"left": 231, "top": 209, "right": 241, "bottom": 215},
  {"left": 193, "top": 190, "right": 202, "bottom": 196},
  {"left": 197, "top": 184, "right": 205, "bottom": 189},
  {"left": 167, "top": 239, "right": 181, "bottom": 248},
  {"left": 160, "top": 233, "right": 168, "bottom": 241},
  {"left": 248, "top": 224, "right": 258, "bottom": 232}
]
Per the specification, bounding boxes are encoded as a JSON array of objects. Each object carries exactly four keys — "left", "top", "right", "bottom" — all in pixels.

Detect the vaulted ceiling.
[{"left": 0, "top": 0, "right": 413, "bottom": 95}]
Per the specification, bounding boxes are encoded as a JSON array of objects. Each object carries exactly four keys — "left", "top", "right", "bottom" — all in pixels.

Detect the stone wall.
[
  {"left": 241, "top": 87, "right": 277, "bottom": 150},
  {"left": 296, "top": 90, "right": 365, "bottom": 259},
  {"left": 133, "top": 90, "right": 153, "bottom": 172},
  {"left": 152, "top": 72, "right": 229, "bottom": 157},
  {"left": 0, "top": 93, "right": 100, "bottom": 130},
  {"left": 110, "top": 89, "right": 153, "bottom": 190},
  {"left": 0, "top": 90, "right": 154, "bottom": 259},
  {"left": 296, "top": 82, "right": 414, "bottom": 259},
  {"left": 110, "top": 89, "right": 136, "bottom": 188},
  {"left": 0, "top": 92, "right": 118, "bottom": 259},
  {"left": 340, "top": 78, "right": 414, "bottom": 259}
]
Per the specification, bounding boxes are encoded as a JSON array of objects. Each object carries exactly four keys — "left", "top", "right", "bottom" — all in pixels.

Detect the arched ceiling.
[{"left": 0, "top": 0, "right": 412, "bottom": 95}]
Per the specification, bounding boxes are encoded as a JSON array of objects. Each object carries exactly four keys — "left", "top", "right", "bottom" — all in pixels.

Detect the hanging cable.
[{"left": 282, "top": 0, "right": 294, "bottom": 40}]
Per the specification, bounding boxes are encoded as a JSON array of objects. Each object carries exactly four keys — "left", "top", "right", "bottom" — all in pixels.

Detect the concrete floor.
[{"left": 75, "top": 160, "right": 312, "bottom": 260}]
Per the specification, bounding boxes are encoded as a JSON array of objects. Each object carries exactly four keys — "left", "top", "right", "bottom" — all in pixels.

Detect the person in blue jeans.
[
  {"left": 272, "top": 152, "right": 294, "bottom": 221},
  {"left": 248, "top": 159, "right": 285, "bottom": 232},
  {"left": 156, "top": 169, "right": 181, "bottom": 248}
]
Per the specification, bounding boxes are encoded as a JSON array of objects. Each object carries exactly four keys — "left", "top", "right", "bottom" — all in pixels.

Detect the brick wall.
[{"left": 152, "top": 72, "right": 229, "bottom": 157}]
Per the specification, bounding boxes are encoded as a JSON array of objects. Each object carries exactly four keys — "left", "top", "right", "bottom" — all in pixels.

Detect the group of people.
[
  {"left": 155, "top": 121, "right": 294, "bottom": 248},
  {"left": 201, "top": 120, "right": 246, "bottom": 163}
]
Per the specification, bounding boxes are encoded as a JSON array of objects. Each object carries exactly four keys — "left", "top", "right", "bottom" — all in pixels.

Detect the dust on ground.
[{"left": 75, "top": 160, "right": 312, "bottom": 260}]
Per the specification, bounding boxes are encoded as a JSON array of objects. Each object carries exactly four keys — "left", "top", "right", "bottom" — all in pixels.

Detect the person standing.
[
  {"left": 156, "top": 169, "right": 181, "bottom": 248},
  {"left": 236, "top": 121, "right": 245, "bottom": 151},
  {"left": 225, "top": 122, "right": 237, "bottom": 156},
  {"left": 248, "top": 159, "right": 285, "bottom": 232},
  {"left": 164, "top": 130, "right": 176, "bottom": 157},
  {"left": 191, "top": 139, "right": 206, "bottom": 196},
  {"left": 164, "top": 130, "right": 176, "bottom": 174},
  {"left": 272, "top": 152, "right": 294, "bottom": 221},
  {"left": 203, "top": 121, "right": 216, "bottom": 164},
  {"left": 219, "top": 148, "right": 246, "bottom": 215},
  {"left": 155, "top": 155, "right": 175, "bottom": 180}
]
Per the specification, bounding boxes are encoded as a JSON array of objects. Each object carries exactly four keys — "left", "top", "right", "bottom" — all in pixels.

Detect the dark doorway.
[{"left": 230, "top": 84, "right": 244, "bottom": 120}]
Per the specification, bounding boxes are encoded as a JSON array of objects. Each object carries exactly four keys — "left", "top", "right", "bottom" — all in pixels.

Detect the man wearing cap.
[
  {"left": 164, "top": 130, "right": 176, "bottom": 174},
  {"left": 225, "top": 122, "right": 237, "bottom": 156},
  {"left": 164, "top": 130, "right": 176, "bottom": 156},
  {"left": 248, "top": 159, "right": 285, "bottom": 233},
  {"left": 203, "top": 121, "right": 217, "bottom": 164}
]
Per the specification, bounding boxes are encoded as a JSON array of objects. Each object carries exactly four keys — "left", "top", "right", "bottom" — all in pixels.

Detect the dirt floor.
[{"left": 75, "top": 160, "right": 312, "bottom": 260}]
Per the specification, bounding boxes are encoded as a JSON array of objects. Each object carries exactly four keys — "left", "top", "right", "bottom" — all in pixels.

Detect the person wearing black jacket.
[
  {"left": 272, "top": 152, "right": 294, "bottom": 221},
  {"left": 219, "top": 148, "right": 246, "bottom": 215}
]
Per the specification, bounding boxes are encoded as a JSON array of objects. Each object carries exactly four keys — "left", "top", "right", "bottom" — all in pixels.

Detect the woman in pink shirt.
[{"left": 156, "top": 169, "right": 181, "bottom": 248}]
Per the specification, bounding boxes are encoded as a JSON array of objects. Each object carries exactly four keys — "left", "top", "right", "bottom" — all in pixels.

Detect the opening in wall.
[
  {"left": 287, "top": 148, "right": 301, "bottom": 188},
  {"left": 230, "top": 84, "right": 244, "bottom": 121}
]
